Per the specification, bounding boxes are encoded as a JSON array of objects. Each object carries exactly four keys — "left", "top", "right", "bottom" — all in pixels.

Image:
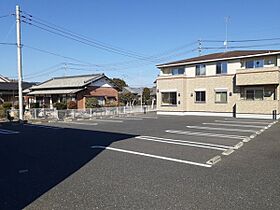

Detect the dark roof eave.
[{"left": 157, "top": 50, "right": 280, "bottom": 68}]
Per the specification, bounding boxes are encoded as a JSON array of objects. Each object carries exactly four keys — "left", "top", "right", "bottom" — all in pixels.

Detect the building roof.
[
  {"left": 0, "top": 82, "right": 35, "bottom": 91},
  {"left": 122, "top": 87, "right": 144, "bottom": 95},
  {"left": 0, "top": 75, "right": 11, "bottom": 83},
  {"left": 30, "top": 74, "right": 105, "bottom": 90},
  {"left": 27, "top": 89, "right": 83, "bottom": 95},
  {"left": 157, "top": 50, "right": 280, "bottom": 68}
]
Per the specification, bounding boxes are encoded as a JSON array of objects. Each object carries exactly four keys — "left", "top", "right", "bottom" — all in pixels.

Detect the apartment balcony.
[
  {"left": 236, "top": 67, "right": 280, "bottom": 86},
  {"left": 236, "top": 100, "right": 278, "bottom": 115}
]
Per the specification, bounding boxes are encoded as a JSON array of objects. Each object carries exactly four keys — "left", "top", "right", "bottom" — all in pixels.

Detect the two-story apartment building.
[{"left": 156, "top": 50, "right": 280, "bottom": 119}]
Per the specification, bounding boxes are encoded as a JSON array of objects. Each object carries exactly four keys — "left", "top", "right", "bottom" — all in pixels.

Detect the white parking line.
[
  {"left": 215, "top": 120, "right": 271, "bottom": 125},
  {"left": 133, "top": 116, "right": 158, "bottom": 119},
  {"left": 112, "top": 117, "right": 143, "bottom": 121},
  {"left": 91, "top": 146, "right": 212, "bottom": 168},
  {"left": 136, "top": 136, "right": 227, "bottom": 151},
  {"left": 59, "top": 121, "right": 98, "bottom": 126},
  {"left": 203, "top": 123, "right": 266, "bottom": 129},
  {"left": 186, "top": 125, "right": 258, "bottom": 133},
  {"left": 166, "top": 129, "right": 247, "bottom": 140},
  {"left": 24, "top": 124, "right": 63, "bottom": 129},
  {"left": 93, "top": 119, "right": 123, "bottom": 123},
  {"left": 0, "top": 128, "right": 19, "bottom": 134},
  {"left": 136, "top": 136, "right": 238, "bottom": 150},
  {"left": 224, "top": 118, "right": 273, "bottom": 123}
]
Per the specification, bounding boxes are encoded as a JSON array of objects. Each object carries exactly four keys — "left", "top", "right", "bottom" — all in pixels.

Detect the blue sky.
[{"left": 1, "top": 0, "right": 280, "bottom": 87}]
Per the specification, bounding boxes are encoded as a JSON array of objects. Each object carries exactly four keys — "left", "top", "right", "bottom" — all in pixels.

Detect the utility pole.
[{"left": 16, "top": 5, "right": 24, "bottom": 121}]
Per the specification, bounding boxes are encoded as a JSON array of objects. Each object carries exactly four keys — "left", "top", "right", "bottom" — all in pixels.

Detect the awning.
[{"left": 27, "top": 89, "right": 83, "bottom": 95}]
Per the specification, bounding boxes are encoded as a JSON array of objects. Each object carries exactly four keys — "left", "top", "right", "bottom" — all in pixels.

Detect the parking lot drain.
[
  {"left": 234, "top": 142, "right": 244, "bottom": 149},
  {"left": 222, "top": 149, "right": 234, "bottom": 156},
  {"left": 206, "top": 156, "right": 221, "bottom": 165}
]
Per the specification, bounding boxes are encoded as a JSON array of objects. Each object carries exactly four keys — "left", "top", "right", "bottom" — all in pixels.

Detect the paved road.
[{"left": 0, "top": 114, "right": 279, "bottom": 209}]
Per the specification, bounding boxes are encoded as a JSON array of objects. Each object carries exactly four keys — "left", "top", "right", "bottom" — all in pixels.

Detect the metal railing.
[{"left": 8, "top": 105, "right": 156, "bottom": 121}]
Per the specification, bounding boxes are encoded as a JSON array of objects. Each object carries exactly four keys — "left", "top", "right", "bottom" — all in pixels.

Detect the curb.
[
  {"left": 206, "top": 155, "right": 221, "bottom": 165},
  {"left": 222, "top": 148, "right": 235, "bottom": 156},
  {"left": 234, "top": 142, "right": 244, "bottom": 149}
]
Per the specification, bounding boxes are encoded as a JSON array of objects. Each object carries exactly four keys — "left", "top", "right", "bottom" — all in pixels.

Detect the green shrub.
[
  {"left": 0, "top": 102, "right": 12, "bottom": 118},
  {"left": 2, "top": 102, "right": 12, "bottom": 110},
  {"left": 85, "top": 97, "right": 100, "bottom": 108},
  {"left": 0, "top": 106, "right": 5, "bottom": 118},
  {"left": 30, "top": 102, "right": 40, "bottom": 108},
  {"left": 54, "top": 102, "right": 67, "bottom": 110}
]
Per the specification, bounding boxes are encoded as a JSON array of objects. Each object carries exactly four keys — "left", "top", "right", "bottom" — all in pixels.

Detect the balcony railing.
[{"left": 236, "top": 66, "right": 280, "bottom": 86}]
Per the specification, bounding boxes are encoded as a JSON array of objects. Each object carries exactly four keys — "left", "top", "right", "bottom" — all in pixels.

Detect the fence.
[{"left": 8, "top": 105, "right": 156, "bottom": 121}]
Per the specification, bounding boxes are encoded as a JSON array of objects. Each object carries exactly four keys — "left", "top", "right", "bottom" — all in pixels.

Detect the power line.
[
  {"left": 202, "top": 37, "right": 280, "bottom": 43},
  {"left": 202, "top": 42, "right": 280, "bottom": 50},
  {"left": 0, "top": 14, "right": 12, "bottom": 19},
  {"left": 21, "top": 11, "right": 149, "bottom": 58},
  {"left": 21, "top": 12, "right": 151, "bottom": 60},
  {"left": 0, "top": 42, "right": 16, "bottom": 46},
  {"left": 21, "top": 11, "right": 198, "bottom": 65},
  {"left": 22, "top": 44, "right": 101, "bottom": 66}
]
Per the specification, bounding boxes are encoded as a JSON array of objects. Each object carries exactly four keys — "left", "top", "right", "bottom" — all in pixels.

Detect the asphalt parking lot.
[{"left": 0, "top": 113, "right": 279, "bottom": 209}]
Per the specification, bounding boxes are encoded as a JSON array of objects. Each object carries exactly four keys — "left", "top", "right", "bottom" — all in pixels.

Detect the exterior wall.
[
  {"left": 76, "top": 86, "right": 118, "bottom": 109},
  {"left": 157, "top": 54, "right": 280, "bottom": 118},
  {"left": 185, "top": 75, "right": 237, "bottom": 114},
  {"left": 236, "top": 67, "right": 280, "bottom": 86},
  {"left": 236, "top": 100, "right": 278, "bottom": 115},
  {"left": 156, "top": 77, "right": 186, "bottom": 112}
]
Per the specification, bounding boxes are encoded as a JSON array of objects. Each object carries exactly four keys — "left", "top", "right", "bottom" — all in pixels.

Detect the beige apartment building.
[{"left": 156, "top": 50, "right": 280, "bottom": 119}]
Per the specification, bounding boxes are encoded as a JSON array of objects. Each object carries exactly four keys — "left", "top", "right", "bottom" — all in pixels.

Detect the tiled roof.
[
  {"left": 0, "top": 75, "right": 11, "bottom": 83},
  {"left": 0, "top": 82, "right": 35, "bottom": 91},
  {"left": 157, "top": 50, "right": 280, "bottom": 67},
  {"left": 27, "top": 89, "right": 83, "bottom": 95},
  {"left": 31, "top": 74, "right": 104, "bottom": 90},
  {"left": 122, "top": 87, "right": 143, "bottom": 95}
]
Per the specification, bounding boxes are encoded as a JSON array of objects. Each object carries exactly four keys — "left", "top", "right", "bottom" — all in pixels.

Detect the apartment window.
[
  {"left": 171, "top": 67, "right": 185, "bottom": 75},
  {"left": 161, "top": 92, "right": 177, "bottom": 105},
  {"left": 216, "top": 62, "right": 227, "bottom": 74},
  {"left": 245, "top": 89, "right": 263, "bottom": 100},
  {"left": 215, "top": 91, "right": 227, "bottom": 103},
  {"left": 245, "top": 60, "right": 264, "bottom": 69},
  {"left": 195, "top": 91, "right": 206, "bottom": 103},
  {"left": 195, "top": 64, "right": 206, "bottom": 76}
]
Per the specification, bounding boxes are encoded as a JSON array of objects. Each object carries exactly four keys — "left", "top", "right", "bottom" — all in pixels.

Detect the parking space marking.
[
  {"left": 135, "top": 136, "right": 228, "bottom": 151},
  {"left": 91, "top": 146, "right": 212, "bottom": 168},
  {"left": 112, "top": 117, "right": 143, "bottom": 121},
  {"left": 215, "top": 120, "right": 272, "bottom": 125},
  {"left": 166, "top": 130, "right": 247, "bottom": 140},
  {"left": 92, "top": 119, "right": 123, "bottom": 123},
  {"left": 136, "top": 136, "right": 239, "bottom": 150},
  {"left": 24, "top": 124, "right": 63, "bottom": 129},
  {"left": 132, "top": 116, "right": 158, "bottom": 119},
  {"left": 203, "top": 123, "right": 266, "bottom": 129},
  {"left": 186, "top": 125, "right": 258, "bottom": 133},
  {"left": 0, "top": 128, "right": 19, "bottom": 134},
  {"left": 58, "top": 121, "right": 98, "bottom": 126},
  {"left": 224, "top": 118, "right": 274, "bottom": 123}
]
